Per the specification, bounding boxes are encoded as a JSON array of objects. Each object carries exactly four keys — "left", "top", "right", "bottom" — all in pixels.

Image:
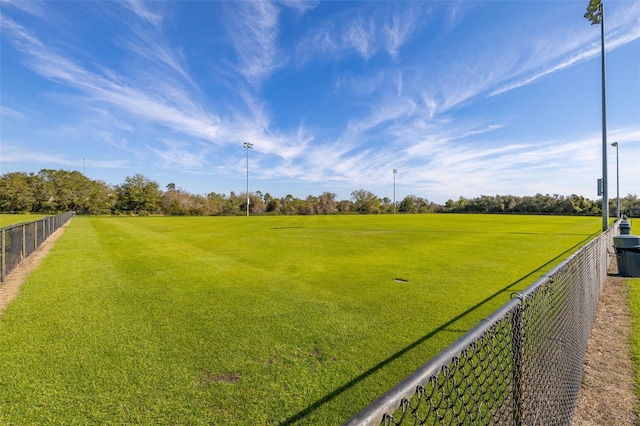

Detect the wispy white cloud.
[
  {"left": 381, "top": 6, "right": 424, "bottom": 58},
  {"left": 1, "top": 1, "right": 307, "bottom": 179},
  {"left": 295, "top": 22, "right": 336, "bottom": 65},
  {"left": 346, "top": 96, "right": 416, "bottom": 136},
  {"left": 121, "top": 26, "right": 196, "bottom": 90},
  {"left": 0, "top": 142, "right": 129, "bottom": 169},
  {"left": 1, "top": 14, "right": 223, "bottom": 145},
  {"left": 295, "top": 4, "right": 426, "bottom": 64},
  {"left": 402, "top": 123, "right": 506, "bottom": 160},
  {"left": 0, "top": 106, "right": 25, "bottom": 121},
  {"left": 320, "top": 0, "right": 640, "bottom": 176},
  {"left": 278, "top": 0, "right": 320, "bottom": 15},
  {"left": 0, "top": 0, "right": 46, "bottom": 18},
  {"left": 148, "top": 139, "right": 209, "bottom": 169},
  {"left": 490, "top": 3, "right": 640, "bottom": 96},
  {"left": 345, "top": 17, "right": 375, "bottom": 59},
  {"left": 338, "top": 124, "right": 640, "bottom": 201},
  {"left": 224, "top": 1, "right": 283, "bottom": 86},
  {"left": 2, "top": 1, "right": 638, "bottom": 200},
  {"left": 445, "top": 0, "right": 471, "bottom": 30},
  {"left": 95, "top": 129, "right": 139, "bottom": 155},
  {"left": 123, "top": 0, "right": 164, "bottom": 28}
]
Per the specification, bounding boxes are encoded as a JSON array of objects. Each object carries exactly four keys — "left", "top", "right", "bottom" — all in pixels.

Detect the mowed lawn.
[
  {"left": 0, "top": 214, "right": 46, "bottom": 227},
  {"left": 629, "top": 278, "right": 640, "bottom": 404},
  {"left": 0, "top": 214, "right": 601, "bottom": 424}
]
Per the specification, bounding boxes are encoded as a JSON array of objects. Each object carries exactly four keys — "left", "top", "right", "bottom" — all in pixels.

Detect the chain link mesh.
[
  {"left": 346, "top": 225, "right": 616, "bottom": 426},
  {"left": 0, "top": 212, "right": 73, "bottom": 282}
]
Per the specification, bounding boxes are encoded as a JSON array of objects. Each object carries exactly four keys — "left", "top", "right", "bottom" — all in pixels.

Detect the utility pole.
[{"left": 243, "top": 142, "right": 254, "bottom": 216}]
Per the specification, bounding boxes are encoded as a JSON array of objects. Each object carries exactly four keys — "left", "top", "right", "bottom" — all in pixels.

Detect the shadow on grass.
[{"left": 279, "top": 231, "right": 599, "bottom": 425}]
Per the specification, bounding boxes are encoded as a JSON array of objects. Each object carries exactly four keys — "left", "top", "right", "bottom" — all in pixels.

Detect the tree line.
[{"left": 1, "top": 169, "right": 638, "bottom": 217}]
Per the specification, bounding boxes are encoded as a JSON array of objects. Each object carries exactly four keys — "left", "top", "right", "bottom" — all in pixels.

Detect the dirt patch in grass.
[
  {"left": 198, "top": 371, "right": 241, "bottom": 386},
  {"left": 0, "top": 221, "right": 70, "bottom": 315},
  {"left": 572, "top": 260, "right": 640, "bottom": 425}
]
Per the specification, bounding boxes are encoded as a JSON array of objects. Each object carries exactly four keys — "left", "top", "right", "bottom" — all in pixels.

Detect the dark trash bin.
[
  {"left": 619, "top": 219, "right": 631, "bottom": 235},
  {"left": 613, "top": 235, "right": 640, "bottom": 277}
]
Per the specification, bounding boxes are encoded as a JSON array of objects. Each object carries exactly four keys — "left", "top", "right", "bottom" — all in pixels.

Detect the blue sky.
[{"left": 1, "top": 0, "right": 639, "bottom": 203}]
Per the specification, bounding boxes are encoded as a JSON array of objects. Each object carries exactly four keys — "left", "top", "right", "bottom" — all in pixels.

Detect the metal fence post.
[
  {"left": 511, "top": 298, "right": 524, "bottom": 426},
  {"left": 21, "top": 223, "right": 26, "bottom": 261},
  {"left": 33, "top": 221, "right": 37, "bottom": 254},
  {"left": 1, "top": 228, "right": 5, "bottom": 282}
]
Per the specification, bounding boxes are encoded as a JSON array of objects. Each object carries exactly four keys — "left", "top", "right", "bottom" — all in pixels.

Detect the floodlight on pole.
[
  {"left": 393, "top": 169, "right": 398, "bottom": 214},
  {"left": 584, "top": 0, "right": 609, "bottom": 231},
  {"left": 243, "top": 141, "right": 254, "bottom": 216},
  {"left": 611, "top": 141, "right": 619, "bottom": 219}
]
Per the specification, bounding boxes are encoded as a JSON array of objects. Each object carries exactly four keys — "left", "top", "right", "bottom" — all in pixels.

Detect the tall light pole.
[
  {"left": 611, "top": 141, "right": 619, "bottom": 219},
  {"left": 393, "top": 169, "right": 398, "bottom": 214},
  {"left": 584, "top": 0, "right": 609, "bottom": 231},
  {"left": 243, "top": 141, "right": 254, "bottom": 216}
]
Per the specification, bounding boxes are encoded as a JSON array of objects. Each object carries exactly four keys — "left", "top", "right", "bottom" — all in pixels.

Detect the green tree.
[
  {"left": 0, "top": 169, "right": 113, "bottom": 214},
  {"left": 224, "top": 192, "right": 242, "bottom": 215},
  {"left": 351, "top": 189, "right": 381, "bottom": 214},
  {"left": 457, "top": 196, "right": 468, "bottom": 210},
  {"left": 318, "top": 192, "right": 337, "bottom": 214},
  {"left": 44, "top": 169, "right": 98, "bottom": 213},
  {"left": 248, "top": 193, "right": 265, "bottom": 215},
  {"left": 303, "top": 195, "right": 319, "bottom": 215},
  {"left": 206, "top": 192, "right": 228, "bottom": 216},
  {"left": 622, "top": 194, "right": 640, "bottom": 217},
  {"left": 263, "top": 193, "right": 280, "bottom": 214},
  {"left": 398, "top": 195, "right": 417, "bottom": 213},
  {"left": 337, "top": 199, "right": 353, "bottom": 213},
  {"left": 84, "top": 180, "right": 114, "bottom": 214},
  {"left": 280, "top": 194, "right": 298, "bottom": 215},
  {"left": 444, "top": 199, "right": 456, "bottom": 211},
  {"left": 0, "top": 172, "right": 36, "bottom": 213},
  {"left": 162, "top": 184, "right": 186, "bottom": 215},
  {"left": 115, "top": 174, "right": 161, "bottom": 214}
]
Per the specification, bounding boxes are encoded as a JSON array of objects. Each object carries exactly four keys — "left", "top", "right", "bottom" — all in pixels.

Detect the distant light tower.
[
  {"left": 584, "top": 0, "right": 609, "bottom": 231},
  {"left": 393, "top": 169, "right": 398, "bottom": 214},
  {"left": 243, "top": 141, "right": 254, "bottom": 216},
  {"left": 611, "top": 141, "right": 619, "bottom": 219}
]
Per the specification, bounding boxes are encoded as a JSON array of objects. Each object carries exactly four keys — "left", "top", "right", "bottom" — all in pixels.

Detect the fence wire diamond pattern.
[{"left": 346, "top": 224, "right": 615, "bottom": 426}]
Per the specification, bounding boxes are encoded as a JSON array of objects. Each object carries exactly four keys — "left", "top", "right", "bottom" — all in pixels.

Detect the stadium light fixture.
[
  {"left": 243, "top": 141, "right": 254, "bottom": 216},
  {"left": 584, "top": 0, "right": 609, "bottom": 231},
  {"left": 611, "top": 141, "right": 619, "bottom": 219}
]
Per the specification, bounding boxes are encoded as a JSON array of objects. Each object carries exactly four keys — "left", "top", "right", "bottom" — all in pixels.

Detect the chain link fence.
[
  {"left": 345, "top": 223, "right": 617, "bottom": 426},
  {"left": 1, "top": 212, "right": 74, "bottom": 282}
]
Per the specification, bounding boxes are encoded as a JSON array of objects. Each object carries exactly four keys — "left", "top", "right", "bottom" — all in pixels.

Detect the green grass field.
[
  {"left": 0, "top": 214, "right": 602, "bottom": 424},
  {"left": 629, "top": 278, "right": 640, "bottom": 403},
  {"left": 0, "top": 214, "right": 46, "bottom": 227}
]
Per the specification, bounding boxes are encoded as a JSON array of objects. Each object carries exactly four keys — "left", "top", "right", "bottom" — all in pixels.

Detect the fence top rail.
[
  {"left": 0, "top": 213, "right": 70, "bottom": 232},
  {"left": 0, "top": 221, "right": 38, "bottom": 232},
  {"left": 343, "top": 222, "right": 618, "bottom": 426},
  {"left": 343, "top": 297, "right": 520, "bottom": 425}
]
